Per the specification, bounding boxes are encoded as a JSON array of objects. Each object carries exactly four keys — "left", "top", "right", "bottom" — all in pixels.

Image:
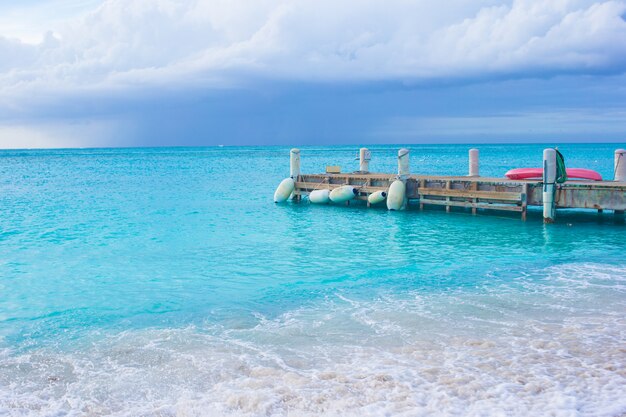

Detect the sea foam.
[{"left": 2, "top": 263, "right": 624, "bottom": 417}]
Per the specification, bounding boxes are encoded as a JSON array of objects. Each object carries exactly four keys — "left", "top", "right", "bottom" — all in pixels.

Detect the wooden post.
[
  {"left": 471, "top": 181, "right": 478, "bottom": 215},
  {"left": 614, "top": 150, "right": 625, "bottom": 215},
  {"left": 290, "top": 148, "right": 300, "bottom": 179},
  {"left": 419, "top": 179, "right": 425, "bottom": 210},
  {"left": 521, "top": 183, "right": 528, "bottom": 221},
  {"left": 387, "top": 149, "right": 409, "bottom": 211},
  {"left": 359, "top": 148, "right": 371, "bottom": 173},
  {"left": 469, "top": 149, "right": 479, "bottom": 177},
  {"left": 284, "top": 148, "right": 301, "bottom": 202},
  {"left": 445, "top": 181, "right": 451, "bottom": 213},
  {"left": 615, "top": 149, "right": 626, "bottom": 182},
  {"left": 543, "top": 148, "right": 557, "bottom": 223},
  {"left": 398, "top": 148, "right": 410, "bottom": 180}
]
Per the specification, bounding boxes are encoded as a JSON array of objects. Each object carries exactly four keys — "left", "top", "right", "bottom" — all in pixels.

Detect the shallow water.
[{"left": 0, "top": 144, "right": 625, "bottom": 416}]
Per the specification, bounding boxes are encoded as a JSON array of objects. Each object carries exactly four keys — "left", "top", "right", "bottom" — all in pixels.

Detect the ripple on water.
[{"left": 1, "top": 263, "right": 625, "bottom": 417}]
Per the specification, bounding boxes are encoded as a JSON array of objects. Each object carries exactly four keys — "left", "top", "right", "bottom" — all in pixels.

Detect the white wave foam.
[{"left": 1, "top": 263, "right": 625, "bottom": 417}]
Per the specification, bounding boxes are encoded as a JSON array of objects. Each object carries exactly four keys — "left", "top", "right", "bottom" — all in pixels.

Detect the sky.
[{"left": 0, "top": 0, "right": 626, "bottom": 148}]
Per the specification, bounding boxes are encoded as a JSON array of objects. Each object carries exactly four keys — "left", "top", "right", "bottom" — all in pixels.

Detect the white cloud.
[
  {"left": 0, "top": 1, "right": 103, "bottom": 43},
  {"left": 0, "top": 0, "right": 625, "bottom": 103}
]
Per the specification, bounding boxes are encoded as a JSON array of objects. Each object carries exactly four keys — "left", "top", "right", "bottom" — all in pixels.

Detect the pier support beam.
[
  {"left": 290, "top": 148, "right": 301, "bottom": 179},
  {"left": 521, "top": 184, "right": 528, "bottom": 221},
  {"left": 615, "top": 149, "right": 626, "bottom": 182},
  {"left": 613, "top": 150, "right": 625, "bottom": 216},
  {"left": 543, "top": 148, "right": 557, "bottom": 223},
  {"left": 290, "top": 148, "right": 301, "bottom": 202},
  {"left": 359, "top": 148, "right": 371, "bottom": 173},
  {"left": 398, "top": 148, "right": 410, "bottom": 180},
  {"left": 469, "top": 149, "right": 479, "bottom": 177},
  {"left": 387, "top": 149, "right": 409, "bottom": 210},
  {"left": 468, "top": 149, "right": 479, "bottom": 213}
]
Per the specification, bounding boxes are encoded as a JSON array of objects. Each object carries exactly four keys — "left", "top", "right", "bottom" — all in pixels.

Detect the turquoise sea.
[{"left": 0, "top": 144, "right": 625, "bottom": 416}]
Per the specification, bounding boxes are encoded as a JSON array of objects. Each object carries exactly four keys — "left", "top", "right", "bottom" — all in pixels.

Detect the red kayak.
[{"left": 505, "top": 168, "right": 602, "bottom": 181}]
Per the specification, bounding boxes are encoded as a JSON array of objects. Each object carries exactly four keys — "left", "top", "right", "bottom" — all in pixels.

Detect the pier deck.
[{"left": 294, "top": 173, "right": 626, "bottom": 220}]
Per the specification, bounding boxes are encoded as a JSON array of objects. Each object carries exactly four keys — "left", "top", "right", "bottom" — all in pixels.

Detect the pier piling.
[
  {"left": 359, "top": 148, "right": 371, "bottom": 173},
  {"left": 387, "top": 148, "right": 409, "bottom": 210},
  {"left": 469, "top": 149, "right": 479, "bottom": 177},
  {"left": 398, "top": 148, "right": 410, "bottom": 179},
  {"left": 615, "top": 149, "right": 626, "bottom": 182},
  {"left": 290, "top": 148, "right": 300, "bottom": 179},
  {"left": 290, "top": 148, "right": 301, "bottom": 202},
  {"left": 542, "top": 148, "right": 557, "bottom": 223},
  {"left": 615, "top": 149, "right": 626, "bottom": 216}
]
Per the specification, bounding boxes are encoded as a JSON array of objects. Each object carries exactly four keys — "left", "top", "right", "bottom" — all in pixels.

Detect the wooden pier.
[
  {"left": 278, "top": 148, "right": 626, "bottom": 222},
  {"left": 294, "top": 173, "right": 626, "bottom": 221}
]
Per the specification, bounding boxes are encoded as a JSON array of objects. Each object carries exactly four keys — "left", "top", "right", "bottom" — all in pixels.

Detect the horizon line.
[{"left": 2, "top": 141, "right": 626, "bottom": 152}]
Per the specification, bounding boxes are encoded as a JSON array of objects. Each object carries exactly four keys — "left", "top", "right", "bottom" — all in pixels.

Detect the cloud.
[
  {"left": 0, "top": 1, "right": 103, "bottom": 43},
  {"left": 1, "top": 0, "right": 625, "bottom": 103},
  {"left": 375, "top": 108, "right": 626, "bottom": 139},
  {"left": 420, "top": 1, "right": 626, "bottom": 76},
  {"left": 0, "top": 118, "right": 136, "bottom": 149},
  {"left": 1, "top": 0, "right": 626, "bottom": 149}
]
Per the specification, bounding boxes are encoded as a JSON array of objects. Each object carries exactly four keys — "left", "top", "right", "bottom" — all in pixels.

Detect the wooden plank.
[
  {"left": 301, "top": 174, "right": 395, "bottom": 182},
  {"left": 471, "top": 181, "right": 477, "bottom": 215},
  {"left": 295, "top": 182, "right": 388, "bottom": 193},
  {"left": 420, "top": 198, "right": 523, "bottom": 212},
  {"left": 302, "top": 172, "right": 626, "bottom": 189},
  {"left": 445, "top": 181, "right": 451, "bottom": 213},
  {"left": 300, "top": 177, "right": 392, "bottom": 186},
  {"left": 418, "top": 187, "right": 522, "bottom": 201},
  {"left": 297, "top": 172, "right": 626, "bottom": 212},
  {"left": 295, "top": 181, "right": 333, "bottom": 190},
  {"left": 521, "top": 183, "right": 528, "bottom": 221},
  {"left": 555, "top": 186, "right": 626, "bottom": 210},
  {"left": 295, "top": 182, "right": 332, "bottom": 190}
]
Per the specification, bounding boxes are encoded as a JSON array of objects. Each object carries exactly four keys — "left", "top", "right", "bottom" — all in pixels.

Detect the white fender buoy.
[
  {"left": 309, "top": 189, "right": 330, "bottom": 204},
  {"left": 387, "top": 180, "right": 406, "bottom": 210},
  {"left": 274, "top": 178, "right": 295, "bottom": 203},
  {"left": 367, "top": 190, "right": 387, "bottom": 205},
  {"left": 329, "top": 186, "right": 358, "bottom": 203}
]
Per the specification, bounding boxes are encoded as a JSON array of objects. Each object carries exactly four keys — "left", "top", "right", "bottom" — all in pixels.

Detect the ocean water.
[{"left": 0, "top": 144, "right": 625, "bottom": 417}]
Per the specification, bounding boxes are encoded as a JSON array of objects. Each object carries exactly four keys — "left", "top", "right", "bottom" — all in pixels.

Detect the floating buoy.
[
  {"left": 329, "top": 186, "right": 358, "bottom": 203},
  {"left": 309, "top": 189, "right": 330, "bottom": 204},
  {"left": 368, "top": 190, "right": 387, "bottom": 205},
  {"left": 274, "top": 178, "right": 295, "bottom": 203},
  {"left": 386, "top": 180, "right": 406, "bottom": 210}
]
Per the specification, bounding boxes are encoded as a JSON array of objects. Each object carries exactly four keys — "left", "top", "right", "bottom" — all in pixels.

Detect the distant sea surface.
[{"left": 1, "top": 144, "right": 625, "bottom": 416}]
